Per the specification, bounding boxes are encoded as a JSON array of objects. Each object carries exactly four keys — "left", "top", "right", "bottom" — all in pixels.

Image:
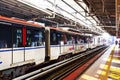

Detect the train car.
[
  {"left": 49, "top": 27, "right": 89, "bottom": 60},
  {"left": 0, "top": 16, "right": 45, "bottom": 70}
]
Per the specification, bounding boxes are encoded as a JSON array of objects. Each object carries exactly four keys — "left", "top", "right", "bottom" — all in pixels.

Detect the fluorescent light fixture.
[{"left": 17, "top": 0, "right": 52, "bottom": 15}]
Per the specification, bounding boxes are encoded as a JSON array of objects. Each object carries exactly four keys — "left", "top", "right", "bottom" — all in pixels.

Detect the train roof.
[
  {"left": 0, "top": 16, "right": 81, "bottom": 35},
  {"left": 49, "top": 27, "right": 81, "bottom": 35},
  {"left": 0, "top": 16, "right": 44, "bottom": 28}
]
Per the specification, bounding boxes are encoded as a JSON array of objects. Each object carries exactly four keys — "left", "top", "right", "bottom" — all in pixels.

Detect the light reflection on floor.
[
  {"left": 112, "top": 58, "right": 120, "bottom": 64},
  {"left": 80, "top": 74, "right": 98, "bottom": 80},
  {"left": 100, "top": 64, "right": 109, "bottom": 70},
  {"left": 108, "top": 45, "right": 120, "bottom": 80}
]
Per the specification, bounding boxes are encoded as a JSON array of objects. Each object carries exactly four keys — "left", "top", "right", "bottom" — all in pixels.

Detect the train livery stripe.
[
  {"left": 0, "top": 46, "right": 45, "bottom": 52},
  {"left": 0, "top": 61, "right": 2, "bottom": 64},
  {"left": 0, "top": 45, "right": 57, "bottom": 52},
  {"left": 0, "top": 44, "right": 79, "bottom": 52},
  {"left": 50, "top": 45, "right": 60, "bottom": 47},
  {"left": 0, "top": 49, "right": 12, "bottom": 52},
  {"left": 0, "top": 16, "right": 44, "bottom": 28}
]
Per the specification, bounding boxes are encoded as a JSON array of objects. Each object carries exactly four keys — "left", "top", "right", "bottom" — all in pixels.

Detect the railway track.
[{"left": 13, "top": 46, "right": 108, "bottom": 80}]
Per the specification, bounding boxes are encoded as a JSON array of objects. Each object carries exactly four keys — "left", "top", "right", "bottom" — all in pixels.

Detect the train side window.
[
  {"left": 57, "top": 33, "right": 61, "bottom": 44},
  {"left": 26, "top": 29, "right": 44, "bottom": 47},
  {"left": 67, "top": 35, "right": 74, "bottom": 44},
  {"left": 62, "top": 34, "right": 67, "bottom": 44},
  {"left": 0, "top": 25, "right": 12, "bottom": 48},
  {"left": 84, "top": 37, "right": 87, "bottom": 43},
  {"left": 50, "top": 32, "right": 57, "bottom": 45},
  {"left": 74, "top": 36, "right": 77, "bottom": 44},
  {"left": 72, "top": 36, "right": 75, "bottom": 44},
  {"left": 80, "top": 40, "right": 84, "bottom": 44},
  {"left": 50, "top": 31, "right": 61, "bottom": 45},
  {"left": 53, "top": 33, "right": 57, "bottom": 43},
  {"left": 26, "top": 30, "right": 31, "bottom": 46},
  {"left": 12, "top": 28, "right": 23, "bottom": 47},
  {"left": 16, "top": 29, "right": 22, "bottom": 47},
  {"left": 66, "top": 34, "right": 70, "bottom": 44},
  {"left": 98, "top": 38, "right": 100, "bottom": 43},
  {"left": 76, "top": 36, "right": 80, "bottom": 44}
]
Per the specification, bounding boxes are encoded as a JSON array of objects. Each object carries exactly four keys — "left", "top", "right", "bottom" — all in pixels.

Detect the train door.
[
  {"left": 62, "top": 33, "right": 75, "bottom": 54},
  {"left": 12, "top": 27, "right": 25, "bottom": 64},
  {"left": 25, "top": 27, "right": 45, "bottom": 64},
  {"left": 61, "top": 33, "right": 67, "bottom": 54},
  {"left": 0, "top": 24, "right": 13, "bottom": 70},
  {"left": 74, "top": 35, "right": 79, "bottom": 53},
  {"left": 50, "top": 30, "right": 61, "bottom": 60}
]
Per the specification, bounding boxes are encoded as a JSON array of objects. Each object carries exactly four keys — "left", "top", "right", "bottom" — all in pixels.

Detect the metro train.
[{"left": 0, "top": 16, "right": 104, "bottom": 72}]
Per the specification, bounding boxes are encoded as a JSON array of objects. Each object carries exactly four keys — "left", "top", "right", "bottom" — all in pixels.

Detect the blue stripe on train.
[
  {"left": 0, "top": 44, "right": 77, "bottom": 52},
  {"left": 0, "top": 46, "right": 45, "bottom": 52},
  {"left": 0, "top": 61, "right": 2, "bottom": 64},
  {"left": 0, "top": 45, "right": 59, "bottom": 52}
]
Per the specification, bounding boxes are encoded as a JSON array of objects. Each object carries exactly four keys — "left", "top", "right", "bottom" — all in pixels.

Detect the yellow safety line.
[
  {"left": 99, "top": 46, "right": 115, "bottom": 80},
  {"left": 108, "top": 46, "right": 120, "bottom": 80}
]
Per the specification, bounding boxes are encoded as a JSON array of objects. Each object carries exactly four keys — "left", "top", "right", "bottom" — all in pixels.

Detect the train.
[{"left": 0, "top": 15, "right": 105, "bottom": 79}]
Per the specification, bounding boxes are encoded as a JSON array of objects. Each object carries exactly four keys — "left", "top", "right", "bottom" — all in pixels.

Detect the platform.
[{"left": 76, "top": 45, "right": 120, "bottom": 80}]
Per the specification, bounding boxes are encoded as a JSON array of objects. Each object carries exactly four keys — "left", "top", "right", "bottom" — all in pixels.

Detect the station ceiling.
[
  {"left": 0, "top": 0, "right": 76, "bottom": 25},
  {"left": 75, "top": 0, "right": 116, "bottom": 36},
  {"left": 0, "top": 0, "right": 52, "bottom": 19}
]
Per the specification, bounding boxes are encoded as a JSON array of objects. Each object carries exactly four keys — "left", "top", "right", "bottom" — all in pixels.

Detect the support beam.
[
  {"left": 45, "top": 27, "right": 50, "bottom": 61},
  {"left": 101, "top": 26, "right": 116, "bottom": 28}
]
